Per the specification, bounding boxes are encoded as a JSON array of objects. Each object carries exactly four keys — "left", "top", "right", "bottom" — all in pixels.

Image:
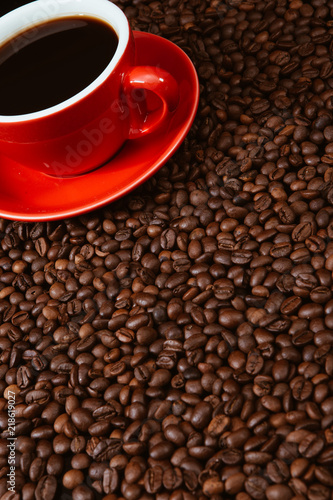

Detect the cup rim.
[{"left": 0, "top": 0, "right": 129, "bottom": 123}]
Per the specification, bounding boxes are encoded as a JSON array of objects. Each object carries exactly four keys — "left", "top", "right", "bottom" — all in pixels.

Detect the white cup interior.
[{"left": 0, "top": 0, "right": 129, "bottom": 122}]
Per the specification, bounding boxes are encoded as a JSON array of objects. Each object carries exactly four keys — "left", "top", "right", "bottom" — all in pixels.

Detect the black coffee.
[{"left": 0, "top": 16, "right": 118, "bottom": 115}]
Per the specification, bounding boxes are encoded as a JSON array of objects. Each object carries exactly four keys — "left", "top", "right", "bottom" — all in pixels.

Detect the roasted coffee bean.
[
  {"left": 62, "top": 469, "right": 84, "bottom": 490},
  {"left": 35, "top": 475, "right": 57, "bottom": 500},
  {"left": 266, "top": 484, "right": 293, "bottom": 500},
  {"left": 299, "top": 433, "right": 325, "bottom": 458},
  {"left": 71, "top": 408, "right": 94, "bottom": 432},
  {"left": 103, "top": 468, "right": 119, "bottom": 494},
  {"left": 224, "top": 472, "right": 246, "bottom": 495},
  {"left": 86, "top": 438, "right": 122, "bottom": 462},
  {"left": 72, "top": 485, "right": 95, "bottom": 500},
  {"left": 163, "top": 467, "right": 183, "bottom": 490},
  {"left": 308, "top": 484, "right": 331, "bottom": 500},
  {"left": 207, "top": 415, "right": 230, "bottom": 436},
  {"left": 46, "top": 455, "right": 64, "bottom": 477},
  {"left": 144, "top": 467, "right": 163, "bottom": 494},
  {"left": 245, "top": 476, "right": 269, "bottom": 500},
  {"left": 266, "top": 459, "right": 290, "bottom": 483}
]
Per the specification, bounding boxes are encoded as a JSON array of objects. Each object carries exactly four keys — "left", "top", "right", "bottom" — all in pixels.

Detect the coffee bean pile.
[{"left": 1, "top": 0, "right": 333, "bottom": 499}]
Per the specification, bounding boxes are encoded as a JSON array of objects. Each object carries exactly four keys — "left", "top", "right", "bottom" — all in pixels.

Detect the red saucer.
[{"left": 0, "top": 31, "right": 199, "bottom": 221}]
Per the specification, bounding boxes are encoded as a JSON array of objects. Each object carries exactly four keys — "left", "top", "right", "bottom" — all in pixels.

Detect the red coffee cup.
[{"left": 0, "top": 0, "right": 179, "bottom": 176}]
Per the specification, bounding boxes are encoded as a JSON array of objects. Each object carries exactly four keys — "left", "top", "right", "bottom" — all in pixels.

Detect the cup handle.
[{"left": 123, "top": 66, "right": 179, "bottom": 139}]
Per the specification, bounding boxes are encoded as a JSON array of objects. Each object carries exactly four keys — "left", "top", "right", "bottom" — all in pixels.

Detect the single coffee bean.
[
  {"left": 62, "top": 469, "right": 84, "bottom": 490},
  {"left": 72, "top": 485, "right": 95, "bottom": 500},
  {"left": 266, "top": 484, "right": 293, "bottom": 500},
  {"left": 144, "top": 467, "right": 163, "bottom": 494},
  {"left": 245, "top": 476, "right": 269, "bottom": 500},
  {"left": 35, "top": 475, "right": 57, "bottom": 500}
]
